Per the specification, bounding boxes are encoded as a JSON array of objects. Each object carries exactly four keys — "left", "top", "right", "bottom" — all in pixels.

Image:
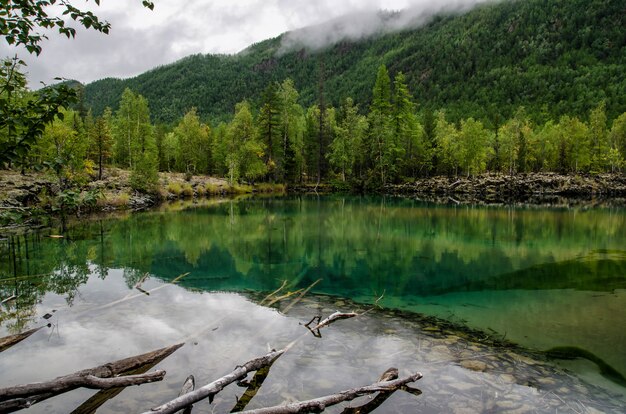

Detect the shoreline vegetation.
[{"left": 1, "top": 168, "right": 625, "bottom": 231}]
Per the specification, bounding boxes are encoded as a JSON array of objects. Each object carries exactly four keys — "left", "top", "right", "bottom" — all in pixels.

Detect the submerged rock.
[{"left": 460, "top": 360, "right": 488, "bottom": 372}]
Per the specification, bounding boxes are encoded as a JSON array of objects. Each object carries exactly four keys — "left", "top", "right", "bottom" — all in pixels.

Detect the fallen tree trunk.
[
  {"left": 237, "top": 370, "right": 423, "bottom": 414},
  {"left": 145, "top": 348, "right": 285, "bottom": 414},
  {"left": 0, "top": 343, "right": 183, "bottom": 405},
  {"left": 0, "top": 327, "right": 43, "bottom": 353},
  {"left": 70, "top": 343, "right": 184, "bottom": 414},
  {"left": 0, "top": 371, "right": 166, "bottom": 413}
]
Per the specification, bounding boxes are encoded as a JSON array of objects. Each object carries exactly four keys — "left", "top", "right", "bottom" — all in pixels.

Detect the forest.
[
  {"left": 1, "top": 0, "right": 626, "bottom": 196},
  {"left": 83, "top": 0, "right": 626, "bottom": 125},
  {"left": 6, "top": 61, "right": 626, "bottom": 195}
]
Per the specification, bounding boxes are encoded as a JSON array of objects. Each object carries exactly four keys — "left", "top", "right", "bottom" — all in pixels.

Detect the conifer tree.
[{"left": 368, "top": 64, "right": 395, "bottom": 185}]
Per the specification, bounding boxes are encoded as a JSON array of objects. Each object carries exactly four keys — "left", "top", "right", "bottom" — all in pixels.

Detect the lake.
[{"left": 1, "top": 195, "right": 625, "bottom": 413}]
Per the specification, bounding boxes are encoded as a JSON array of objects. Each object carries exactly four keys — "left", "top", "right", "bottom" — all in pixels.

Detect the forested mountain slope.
[{"left": 83, "top": 0, "right": 626, "bottom": 124}]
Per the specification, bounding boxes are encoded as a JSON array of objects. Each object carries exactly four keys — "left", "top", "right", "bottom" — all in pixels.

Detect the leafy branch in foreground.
[{"left": 0, "top": 0, "right": 155, "bottom": 169}]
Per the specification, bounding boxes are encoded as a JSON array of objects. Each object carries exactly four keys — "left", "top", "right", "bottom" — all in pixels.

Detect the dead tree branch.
[
  {"left": 281, "top": 279, "right": 322, "bottom": 313},
  {"left": 260, "top": 280, "right": 288, "bottom": 306},
  {"left": 70, "top": 343, "right": 184, "bottom": 414},
  {"left": 0, "top": 344, "right": 184, "bottom": 404},
  {"left": 145, "top": 348, "right": 286, "bottom": 414},
  {"left": 303, "top": 311, "right": 358, "bottom": 338},
  {"left": 0, "top": 327, "right": 43, "bottom": 353},
  {"left": 0, "top": 371, "right": 166, "bottom": 412},
  {"left": 237, "top": 370, "right": 423, "bottom": 414}
]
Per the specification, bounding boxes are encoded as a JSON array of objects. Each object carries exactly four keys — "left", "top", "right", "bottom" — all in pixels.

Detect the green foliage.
[
  {"left": 112, "top": 88, "right": 154, "bottom": 169},
  {"left": 130, "top": 150, "right": 159, "bottom": 192},
  {"left": 224, "top": 101, "right": 267, "bottom": 184},
  {"left": 84, "top": 0, "right": 626, "bottom": 125},
  {"left": 328, "top": 98, "right": 367, "bottom": 182},
  {"left": 0, "top": 57, "right": 78, "bottom": 169},
  {"left": 173, "top": 108, "right": 211, "bottom": 174},
  {"left": 368, "top": 65, "right": 396, "bottom": 186}
]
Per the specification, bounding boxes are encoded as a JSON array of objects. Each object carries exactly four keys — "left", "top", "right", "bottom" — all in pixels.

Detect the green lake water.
[{"left": 1, "top": 195, "right": 626, "bottom": 413}]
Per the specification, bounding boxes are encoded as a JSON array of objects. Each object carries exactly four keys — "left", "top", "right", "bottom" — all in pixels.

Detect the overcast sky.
[{"left": 0, "top": 0, "right": 491, "bottom": 87}]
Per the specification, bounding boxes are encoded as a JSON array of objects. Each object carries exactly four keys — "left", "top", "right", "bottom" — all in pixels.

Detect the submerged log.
[
  {"left": 0, "top": 327, "right": 43, "bottom": 353},
  {"left": 230, "top": 357, "right": 278, "bottom": 412},
  {"left": 146, "top": 348, "right": 285, "bottom": 414},
  {"left": 237, "top": 370, "right": 423, "bottom": 414},
  {"left": 178, "top": 375, "right": 195, "bottom": 414},
  {"left": 0, "top": 343, "right": 183, "bottom": 411}
]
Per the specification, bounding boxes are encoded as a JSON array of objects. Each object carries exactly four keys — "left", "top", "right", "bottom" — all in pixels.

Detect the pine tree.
[
  {"left": 258, "top": 82, "right": 282, "bottom": 181},
  {"left": 368, "top": 65, "right": 394, "bottom": 186},
  {"left": 88, "top": 108, "right": 113, "bottom": 180}
]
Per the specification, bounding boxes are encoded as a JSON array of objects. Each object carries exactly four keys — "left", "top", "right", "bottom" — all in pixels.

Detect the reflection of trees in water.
[
  {"left": 2, "top": 197, "right": 626, "bottom": 332},
  {"left": 0, "top": 234, "right": 94, "bottom": 333}
]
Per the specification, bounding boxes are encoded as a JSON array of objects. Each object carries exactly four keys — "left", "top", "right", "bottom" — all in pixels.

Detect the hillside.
[{"left": 83, "top": 0, "right": 626, "bottom": 125}]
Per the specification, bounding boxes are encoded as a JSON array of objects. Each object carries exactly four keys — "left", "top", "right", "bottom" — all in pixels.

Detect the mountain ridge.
[{"left": 83, "top": 0, "right": 626, "bottom": 125}]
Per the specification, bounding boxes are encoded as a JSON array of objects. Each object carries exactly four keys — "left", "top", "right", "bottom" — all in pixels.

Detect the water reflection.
[
  {"left": 0, "top": 272, "right": 624, "bottom": 413},
  {"left": 1, "top": 196, "right": 626, "bottom": 394}
]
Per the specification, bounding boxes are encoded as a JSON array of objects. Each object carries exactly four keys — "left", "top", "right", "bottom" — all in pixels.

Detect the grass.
[
  {"left": 229, "top": 184, "right": 253, "bottom": 194},
  {"left": 182, "top": 183, "right": 194, "bottom": 197},
  {"left": 254, "top": 183, "right": 286, "bottom": 193},
  {"left": 204, "top": 183, "right": 224, "bottom": 195},
  {"left": 104, "top": 192, "right": 130, "bottom": 208},
  {"left": 166, "top": 182, "right": 183, "bottom": 197}
]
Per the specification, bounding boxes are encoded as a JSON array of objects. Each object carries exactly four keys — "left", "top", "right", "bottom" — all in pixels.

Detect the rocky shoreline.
[
  {"left": 388, "top": 173, "right": 626, "bottom": 207},
  {"left": 2, "top": 170, "right": 626, "bottom": 230}
]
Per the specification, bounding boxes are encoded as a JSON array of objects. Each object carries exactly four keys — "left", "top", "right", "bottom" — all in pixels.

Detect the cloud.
[
  {"left": 0, "top": 0, "right": 495, "bottom": 87},
  {"left": 279, "top": 0, "right": 494, "bottom": 53}
]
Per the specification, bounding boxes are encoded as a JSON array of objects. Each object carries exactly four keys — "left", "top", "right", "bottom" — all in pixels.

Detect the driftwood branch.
[
  {"left": 70, "top": 344, "right": 183, "bottom": 414},
  {"left": 1, "top": 371, "right": 166, "bottom": 412},
  {"left": 0, "top": 344, "right": 184, "bottom": 404},
  {"left": 237, "top": 370, "right": 423, "bottom": 414},
  {"left": 0, "top": 327, "right": 43, "bottom": 353},
  {"left": 135, "top": 273, "right": 151, "bottom": 295},
  {"left": 77, "top": 370, "right": 166, "bottom": 388},
  {"left": 303, "top": 311, "right": 358, "bottom": 338},
  {"left": 146, "top": 348, "right": 285, "bottom": 414}
]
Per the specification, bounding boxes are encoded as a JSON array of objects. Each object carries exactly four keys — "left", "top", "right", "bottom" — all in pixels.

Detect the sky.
[{"left": 0, "top": 0, "right": 491, "bottom": 88}]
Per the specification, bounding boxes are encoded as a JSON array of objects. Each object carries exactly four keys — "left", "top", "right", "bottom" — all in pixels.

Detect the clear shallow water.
[{"left": 1, "top": 196, "right": 626, "bottom": 412}]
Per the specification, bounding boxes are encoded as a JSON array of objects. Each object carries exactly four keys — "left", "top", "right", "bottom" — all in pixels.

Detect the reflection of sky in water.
[{"left": 1, "top": 272, "right": 624, "bottom": 413}]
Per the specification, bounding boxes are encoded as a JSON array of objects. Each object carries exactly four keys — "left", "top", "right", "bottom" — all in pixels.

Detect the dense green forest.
[
  {"left": 2, "top": 0, "right": 626, "bottom": 196},
  {"left": 13, "top": 62, "right": 626, "bottom": 193},
  {"left": 83, "top": 0, "right": 626, "bottom": 125}
]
